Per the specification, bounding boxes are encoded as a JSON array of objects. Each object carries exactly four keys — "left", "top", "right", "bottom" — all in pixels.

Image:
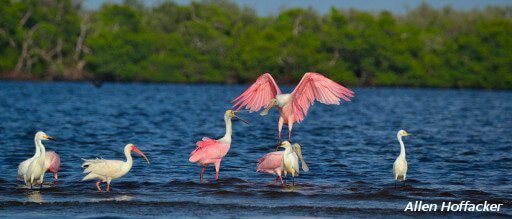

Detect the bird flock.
[{"left": 16, "top": 72, "right": 412, "bottom": 191}]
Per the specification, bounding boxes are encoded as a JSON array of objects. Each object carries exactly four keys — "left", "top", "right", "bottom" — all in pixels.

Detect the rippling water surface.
[{"left": 0, "top": 82, "right": 511, "bottom": 218}]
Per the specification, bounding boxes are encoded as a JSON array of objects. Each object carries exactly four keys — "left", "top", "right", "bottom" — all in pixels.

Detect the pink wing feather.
[
  {"left": 45, "top": 151, "right": 61, "bottom": 173},
  {"left": 189, "top": 137, "right": 224, "bottom": 163},
  {"left": 257, "top": 151, "right": 283, "bottom": 172},
  {"left": 232, "top": 73, "right": 281, "bottom": 112},
  {"left": 291, "top": 72, "right": 354, "bottom": 123}
]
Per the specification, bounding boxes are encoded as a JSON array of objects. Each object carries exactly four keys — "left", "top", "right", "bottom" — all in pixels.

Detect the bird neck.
[
  {"left": 124, "top": 147, "right": 133, "bottom": 167},
  {"left": 222, "top": 115, "right": 232, "bottom": 143},
  {"left": 276, "top": 94, "right": 292, "bottom": 107},
  {"left": 397, "top": 135, "right": 406, "bottom": 157},
  {"left": 35, "top": 138, "right": 46, "bottom": 163},
  {"left": 284, "top": 146, "right": 293, "bottom": 155},
  {"left": 33, "top": 137, "right": 42, "bottom": 158}
]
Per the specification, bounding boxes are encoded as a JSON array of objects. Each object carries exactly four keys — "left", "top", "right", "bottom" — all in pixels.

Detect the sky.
[{"left": 83, "top": 0, "right": 512, "bottom": 15}]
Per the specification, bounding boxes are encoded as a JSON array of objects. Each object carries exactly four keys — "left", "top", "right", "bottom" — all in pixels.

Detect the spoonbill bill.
[
  {"left": 18, "top": 132, "right": 60, "bottom": 184},
  {"left": 232, "top": 72, "right": 354, "bottom": 142},
  {"left": 258, "top": 141, "right": 308, "bottom": 186},
  {"left": 393, "top": 130, "right": 411, "bottom": 186},
  {"left": 18, "top": 131, "right": 56, "bottom": 188},
  {"left": 189, "top": 110, "right": 248, "bottom": 182},
  {"left": 81, "top": 144, "right": 150, "bottom": 192}
]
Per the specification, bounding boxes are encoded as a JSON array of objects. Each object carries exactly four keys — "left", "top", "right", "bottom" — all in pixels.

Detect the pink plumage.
[
  {"left": 257, "top": 151, "right": 285, "bottom": 185},
  {"left": 291, "top": 72, "right": 354, "bottom": 123},
  {"left": 189, "top": 135, "right": 231, "bottom": 181},
  {"left": 232, "top": 73, "right": 281, "bottom": 112},
  {"left": 189, "top": 137, "right": 229, "bottom": 165},
  {"left": 45, "top": 151, "right": 60, "bottom": 179},
  {"left": 232, "top": 72, "right": 354, "bottom": 141}
]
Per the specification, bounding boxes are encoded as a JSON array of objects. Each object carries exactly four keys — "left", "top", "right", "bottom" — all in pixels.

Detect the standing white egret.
[
  {"left": 279, "top": 141, "right": 308, "bottom": 185},
  {"left": 393, "top": 130, "right": 411, "bottom": 186},
  {"left": 81, "top": 144, "right": 150, "bottom": 192},
  {"left": 21, "top": 131, "right": 56, "bottom": 188},
  {"left": 258, "top": 142, "right": 308, "bottom": 186},
  {"left": 18, "top": 132, "right": 60, "bottom": 183}
]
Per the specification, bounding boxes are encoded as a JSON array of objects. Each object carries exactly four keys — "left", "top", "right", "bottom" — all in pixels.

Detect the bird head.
[
  {"left": 225, "top": 110, "right": 249, "bottom": 124},
  {"left": 278, "top": 141, "right": 292, "bottom": 149},
  {"left": 36, "top": 131, "right": 56, "bottom": 141},
  {"left": 260, "top": 99, "right": 278, "bottom": 116},
  {"left": 397, "top": 130, "right": 411, "bottom": 137},
  {"left": 127, "top": 144, "right": 150, "bottom": 165}
]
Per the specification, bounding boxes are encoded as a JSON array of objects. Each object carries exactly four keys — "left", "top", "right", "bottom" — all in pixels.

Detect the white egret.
[
  {"left": 279, "top": 141, "right": 308, "bottom": 185},
  {"left": 21, "top": 131, "right": 56, "bottom": 188},
  {"left": 393, "top": 130, "right": 411, "bottom": 186},
  {"left": 256, "top": 141, "right": 309, "bottom": 186}
]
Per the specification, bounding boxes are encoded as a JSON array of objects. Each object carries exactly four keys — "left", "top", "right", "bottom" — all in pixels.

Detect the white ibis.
[{"left": 81, "top": 144, "right": 150, "bottom": 192}]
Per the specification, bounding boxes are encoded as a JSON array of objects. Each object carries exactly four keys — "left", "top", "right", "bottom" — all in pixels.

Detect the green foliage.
[{"left": 0, "top": 0, "right": 511, "bottom": 89}]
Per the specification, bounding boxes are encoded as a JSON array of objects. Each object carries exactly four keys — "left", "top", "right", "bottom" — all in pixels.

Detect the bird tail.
[
  {"left": 82, "top": 173, "right": 97, "bottom": 181},
  {"left": 188, "top": 149, "right": 201, "bottom": 163}
]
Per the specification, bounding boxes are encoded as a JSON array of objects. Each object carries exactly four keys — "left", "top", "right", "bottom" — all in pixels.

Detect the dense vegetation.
[{"left": 1, "top": 0, "right": 511, "bottom": 89}]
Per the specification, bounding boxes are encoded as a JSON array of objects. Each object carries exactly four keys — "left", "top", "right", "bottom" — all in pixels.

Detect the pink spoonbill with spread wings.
[
  {"left": 81, "top": 144, "right": 150, "bottom": 192},
  {"left": 232, "top": 72, "right": 354, "bottom": 143},
  {"left": 189, "top": 110, "right": 248, "bottom": 182}
]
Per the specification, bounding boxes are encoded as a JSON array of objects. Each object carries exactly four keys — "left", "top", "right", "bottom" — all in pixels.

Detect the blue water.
[{"left": 0, "top": 81, "right": 511, "bottom": 218}]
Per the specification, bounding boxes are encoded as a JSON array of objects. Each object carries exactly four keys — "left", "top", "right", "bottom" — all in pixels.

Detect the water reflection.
[
  {"left": 27, "top": 190, "right": 44, "bottom": 203},
  {"left": 89, "top": 194, "right": 135, "bottom": 202}
]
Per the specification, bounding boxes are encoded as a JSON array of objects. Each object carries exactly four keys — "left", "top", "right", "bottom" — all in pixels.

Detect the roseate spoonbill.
[
  {"left": 44, "top": 151, "right": 60, "bottom": 180},
  {"left": 19, "top": 131, "right": 56, "bottom": 189},
  {"left": 258, "top": 142, "right": 309, "bottom": 186},
  {"left": 81, "top": 144, "right": 150, "bottom": 192},
  {"left": 189, "top": 110, "right": 249, "bottom": 182},
  {"left": 257, "top": 151, "right": 285, "bottom": 185},
  {"left": 17, "top": 132, "right": 60, "bottom": 182},
  {"left": 232, "top": 72, "right": 354, "bottom": 142},
  {"left": 393, "top": 130, "right": 411, "bottom": 186}
]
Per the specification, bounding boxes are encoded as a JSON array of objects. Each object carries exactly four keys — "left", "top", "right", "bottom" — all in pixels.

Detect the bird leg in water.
[
  {"left": 106, "top": 183, "right": 110, "bottom": 192},
  {"left": 273, "top": 176, "right": 278, "bottom": 185},
  {"left": 200, "top": 165, "right": 207, "bottom": 182},
  {"left": 214, "top": 162, "right": 220, "bottom": 180},
  {"left": 53, "top": 173, "right": 59, "bottom": 185},
  {"left": 280, "top": 177, "right": 285, "bottom": 186},
  {"left": 96, "top": 181, "right": 102, "bottom": 191}
]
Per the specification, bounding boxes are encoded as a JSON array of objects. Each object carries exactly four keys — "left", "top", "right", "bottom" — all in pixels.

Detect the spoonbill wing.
[
  {"left": 189, "top": 137, "right": 225, "bottom": 163},
  {"left": 257, "top": 151, "right": 283, "bottom": 172},
  {"left": 291, "top": 72, "right": 354, "bottom": 123},
  {"left": 44, "top": 151, "right": 60, "bottom": 173},
  {"left": 232, "top": 73, "right": 281, "bottom": 112}
]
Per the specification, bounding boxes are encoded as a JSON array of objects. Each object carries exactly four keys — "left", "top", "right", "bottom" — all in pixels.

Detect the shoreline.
[{"left": 1, "top": 79, "right": 511, "bottom": 91}]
